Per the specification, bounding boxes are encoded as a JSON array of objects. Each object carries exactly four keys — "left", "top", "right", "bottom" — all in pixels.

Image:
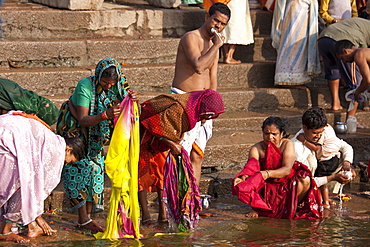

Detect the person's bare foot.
[
  {"left": 245, "top": 212, "right": 259, "bottom": 218},
  {"left": 323, "top": 199, "right": 336, "bottom": 209},
  {"left": 35, "top": 216, "right": 57, "bottom": 236},
  {"left": 27, "top": 222, "right": 45, "bottom": 238},
  {"left": 363, "top": 100, "right": 370, "bottom": 111},
  {"left": 76, "top": 219, "right": 104, "bottom": 234},
  {"left": 199, "top": 210, "right": 217, "bottom": 217},
  {"left": 224, "top": 58, "right": 241, "bottom": 64},
  {"left": 331, "top": 106, "right": 343, "bottom": 111},
  {"left": 0, "top": 232, "right": 29, "bottom": 243},
  {"left": 141, "top": 219, "right": 154, "bottom": 226},
  {"left": 357, "top": 122, "right": 369, "bottom": 129},
  {"left": 157, "top": 213, "right": 168, "bottom": 223}
]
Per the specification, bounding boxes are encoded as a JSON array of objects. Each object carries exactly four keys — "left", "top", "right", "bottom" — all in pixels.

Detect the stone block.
[
  {"left": 32, "top": 0, "right": 104, "bottom": 10},
  {"left": 146, "top": 0, "right": 181, "bottom": 9}
]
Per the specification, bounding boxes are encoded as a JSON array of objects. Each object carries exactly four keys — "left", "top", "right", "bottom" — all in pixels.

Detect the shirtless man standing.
[
  {"left": 171, "top": 3, "right": 230, "bottom": 185},
  {"left": 335, "top": 40, "right": 370, "bottom": 101}
]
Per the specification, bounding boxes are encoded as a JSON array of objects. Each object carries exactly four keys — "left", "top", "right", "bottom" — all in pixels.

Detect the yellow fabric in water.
[{"left": 94, "top": 99, "right": 141, "bottom": 239}]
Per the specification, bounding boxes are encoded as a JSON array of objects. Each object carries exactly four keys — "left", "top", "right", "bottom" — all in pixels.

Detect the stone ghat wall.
[{"left": 32, "top": 0, "right": 104, "bottom": 10}]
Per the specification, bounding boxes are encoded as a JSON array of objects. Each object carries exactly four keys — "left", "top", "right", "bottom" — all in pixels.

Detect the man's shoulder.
[
  {"left": 181, "top": 30, "right": 201, "bottom": 42},
  {"left": 355, "top": 47, "right": 370, "bottom": 57}
]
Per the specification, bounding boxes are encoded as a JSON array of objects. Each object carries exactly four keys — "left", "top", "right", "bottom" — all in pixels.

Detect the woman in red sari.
[
  {"left": 138, "top": 89, "right": 225, "bottom": 224},
  {"left": 233, "top": 116, "right": 323, "bottom": 219}
]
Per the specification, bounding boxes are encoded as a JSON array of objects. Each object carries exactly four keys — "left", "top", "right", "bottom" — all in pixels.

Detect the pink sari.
[
  {"left": 232, "top": 142, "right": 323, "bottom": 219},
  {"left": 0, "top": 112, "right": 65, "bottom": 225}
]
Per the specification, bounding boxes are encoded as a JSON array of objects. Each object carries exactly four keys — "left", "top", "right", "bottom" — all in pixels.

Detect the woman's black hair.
[
  {"left": 262, "top": 116, "right": 290, "bottom": 138},
  {"left": 101, "top": 66, "right": 119, "bottom": 81},
  {"left": 61, "top": 130, "right": 85, "bottom": 161}
]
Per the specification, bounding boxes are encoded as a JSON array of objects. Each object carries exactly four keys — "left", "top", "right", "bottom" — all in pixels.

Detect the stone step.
[
  {"left": 1, "top": 0, "right": 273, "bottom": 40},
  {"left": 43, "top": 85, "right": 334, "bottom": 113},
  {"left": 208, "top": 107, "right": 370, "bottom": 166},
  {"left": 0, "top": 35, "right": 275, "bottom": 69},
  {"left": 205, "top": 123, "right": 370, "bottom": 170},
  {"left": 46, "top": 93, "right": 370, "bottom": 168},
  {"left": 0, "top": 62, "right": 277, "bottom": 95}
]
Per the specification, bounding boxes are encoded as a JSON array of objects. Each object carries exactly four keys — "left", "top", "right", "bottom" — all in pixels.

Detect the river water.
[{"left": 1, "top": 183, "right": 370, "bottom": 246}]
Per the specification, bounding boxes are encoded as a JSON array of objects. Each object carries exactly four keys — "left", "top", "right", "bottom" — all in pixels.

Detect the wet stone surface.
[{"left": 1, "top": 182, "right": 370, "bottom": 246}]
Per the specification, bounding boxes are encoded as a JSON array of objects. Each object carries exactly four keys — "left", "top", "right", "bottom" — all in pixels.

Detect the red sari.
[
  {"left": 138, "top": 90, "right": 225, "bottom": 192},
  {"left": 232, "top": 142, "right": 323, "bottom": 219}
]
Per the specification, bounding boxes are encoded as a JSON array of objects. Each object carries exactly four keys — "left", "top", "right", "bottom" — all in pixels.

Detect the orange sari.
[{"left": 203, "top": 0, "right": 231, "bottom": 11}]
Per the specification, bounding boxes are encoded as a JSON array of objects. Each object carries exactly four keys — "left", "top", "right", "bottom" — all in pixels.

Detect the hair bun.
[{"left": 61, "top": 130, "right": 81, "bottom": 139}]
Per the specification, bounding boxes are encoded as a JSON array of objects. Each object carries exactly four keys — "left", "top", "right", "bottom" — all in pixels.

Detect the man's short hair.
[
  {"left": 302, "top": 107, "right": 327, "bottom": 130},
  {"left": 209, "top": 3, "right": 231, "bottom": 20},
  {"left": 334, "top": 40, "right": 355, "bottom": 55}
]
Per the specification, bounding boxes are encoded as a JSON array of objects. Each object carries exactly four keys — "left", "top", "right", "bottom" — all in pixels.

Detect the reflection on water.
[
  {"left": 2, "top": 184, "right": 370, "bottom": 247},
  {"left": 19, "top": 215, "right": 369, "bottom": 247}
]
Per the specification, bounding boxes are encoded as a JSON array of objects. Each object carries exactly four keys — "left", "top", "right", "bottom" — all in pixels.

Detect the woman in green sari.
[
  {"left": 0, "top": 78, "right": 59, "bottom": 125},
  {"left": 57, "top": 58, "right": 139, "bottom": 233}
]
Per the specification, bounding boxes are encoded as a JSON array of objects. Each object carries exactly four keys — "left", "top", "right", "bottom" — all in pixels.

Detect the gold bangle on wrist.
[{"left": 265, "top": 170, "right": 270, "bottom": 179}]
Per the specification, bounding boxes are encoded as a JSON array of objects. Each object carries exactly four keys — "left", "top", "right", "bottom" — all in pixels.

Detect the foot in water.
[
  {"left": 35, "top": 216, "right": 57, "bottom": 236},
  {"left": 199, "top": 211, "right": 217, "bottom": 217},
  {"left": 323, "top": 199, "right": 337, "bottom": 209},
  {"left": 27, "top": 218, "right": 56, "bottom": 238},
  {"left": 76, "top": 219, "right": 104, "bottom": 234},
  {"left": 0, "top": 232, "right": 29, "bottom": 243},
  {"left": 245, "top": 212, "right": 259, "bottom": 218}
]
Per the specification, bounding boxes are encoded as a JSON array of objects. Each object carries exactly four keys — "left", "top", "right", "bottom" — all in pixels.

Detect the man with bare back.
[
  {"left": 335, "top": 40, "right": 370, "bottom": 101},
  {"left": 170, "top": 3, "right": 230, "bottom": 186}
]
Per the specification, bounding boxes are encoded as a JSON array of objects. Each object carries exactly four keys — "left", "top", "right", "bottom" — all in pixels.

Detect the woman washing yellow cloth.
[{"left": 94, "top": 96, "right": 141, "bottom": 239}]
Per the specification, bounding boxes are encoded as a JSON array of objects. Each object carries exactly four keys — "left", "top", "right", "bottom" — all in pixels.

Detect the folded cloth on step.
[{"left": 345, "top": 89, "right": 370, "bottom": 111}]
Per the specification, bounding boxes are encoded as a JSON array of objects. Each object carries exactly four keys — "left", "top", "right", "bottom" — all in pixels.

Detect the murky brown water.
[{"left": 1, "top": 182, "right": 370, "bottom": 246}]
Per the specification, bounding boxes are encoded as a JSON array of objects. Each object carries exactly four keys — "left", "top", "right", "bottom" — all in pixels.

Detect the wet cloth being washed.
[
  {"left": 94, "top": 96, "right": 140, "bottom": 239},
  {"left": 164, "top": 150, "right": 202, "bottom": 231},
  {"left": 233, "top": 142, "right": 323, "bottom": 219},
  {"left": 0, "top": 78, "right": 59, "bottom": 125}
]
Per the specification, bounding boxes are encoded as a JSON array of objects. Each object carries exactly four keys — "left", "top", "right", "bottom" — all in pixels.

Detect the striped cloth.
[{"left": 271, "top": 0, "right": 321, "bottom": 85}]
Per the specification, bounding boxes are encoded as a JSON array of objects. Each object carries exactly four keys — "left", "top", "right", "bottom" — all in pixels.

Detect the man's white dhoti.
[{"left": 170, "top": 87, "right": 213, "bottom": 156}]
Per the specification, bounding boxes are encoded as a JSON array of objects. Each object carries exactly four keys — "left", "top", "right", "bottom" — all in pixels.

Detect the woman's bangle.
[
  {"left": 101, "top": 111, "right": 108, "bottom": 120},
  {"left": 265, "top": 170, "right": 270, "bottom": 179}
]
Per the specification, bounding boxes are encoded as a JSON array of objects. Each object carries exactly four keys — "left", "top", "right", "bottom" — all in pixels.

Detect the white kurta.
[{"left": 271, "top": 0, "right": 321, "bottom": 85}]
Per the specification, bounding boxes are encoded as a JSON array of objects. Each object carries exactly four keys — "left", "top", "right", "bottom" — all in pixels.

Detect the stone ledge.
[
  {"left": 32, "top": 0, "right": 104, "bottom": 10},
  {"left": 146, "top": 0, "right": 181, "bottom": 9}
]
